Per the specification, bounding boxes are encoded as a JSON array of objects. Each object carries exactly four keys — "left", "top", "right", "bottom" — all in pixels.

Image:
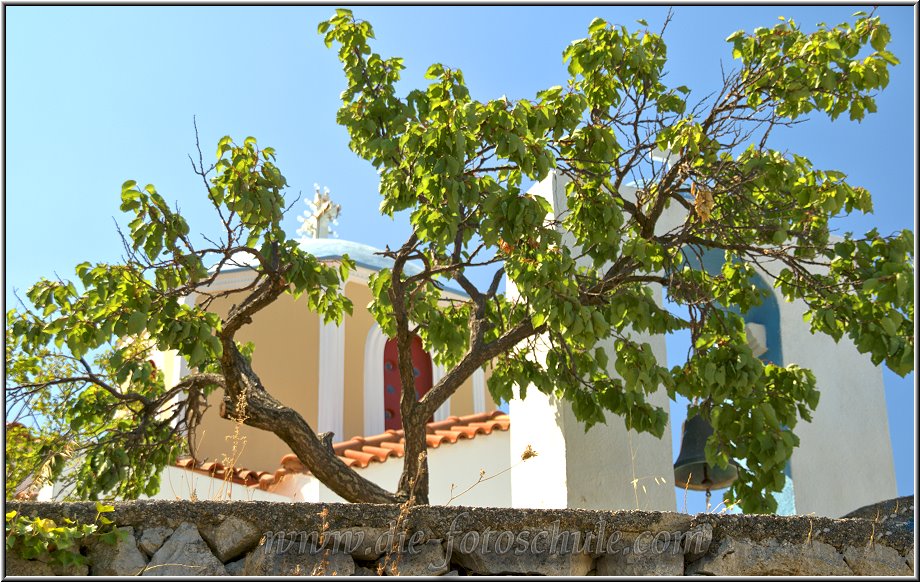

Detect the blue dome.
[
  {"left": 299, "top": 238, "right": 466, "bottom": 295},
  {"left": 297, "top": 238, "right": 423, "bottom": 276},
  {"left": 213, "top": 238, "right": 465, "bottom": 296}
]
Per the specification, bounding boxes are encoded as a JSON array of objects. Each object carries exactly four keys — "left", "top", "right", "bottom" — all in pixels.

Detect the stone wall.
[{"left": 5, "top": 497, "right": 914, "bottom": 576}]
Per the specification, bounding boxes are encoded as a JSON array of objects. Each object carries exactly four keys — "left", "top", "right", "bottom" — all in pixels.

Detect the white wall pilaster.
[
  {"left": 432, "top": 364, "right": 450, "bottom": 421},
  {"left": 363, "top": 324, "right": 388, "bottom": 436},
  {"left": 472, "top": 368, "right": 486, "bottom": 413},
  {"left": 317, "top": 317, "right": 346, "bottom": 440}
]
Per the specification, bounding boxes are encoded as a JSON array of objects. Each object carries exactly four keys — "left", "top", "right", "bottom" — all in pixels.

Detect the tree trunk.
[
  {"left": 219, "top": 341, "right": 400, "bottom": 504},
  {"left": 397, "top": 409, "right": 429, "bottom": 504}
]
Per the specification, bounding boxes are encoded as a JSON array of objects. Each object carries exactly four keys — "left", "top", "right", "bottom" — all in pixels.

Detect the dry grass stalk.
[
  {"left": 215, "top": 373, "right": 251, "bottom": 500},
  {"left": 446, "top": 444, "right": 538, "bottom": 506},
  {"left": 312, "top": 506, "right": 333, "bottom": 575}
]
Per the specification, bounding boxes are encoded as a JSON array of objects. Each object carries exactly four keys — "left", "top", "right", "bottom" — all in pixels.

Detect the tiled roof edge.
[{"left": 174, "top": 410, "right": 510, "bottom": 492}]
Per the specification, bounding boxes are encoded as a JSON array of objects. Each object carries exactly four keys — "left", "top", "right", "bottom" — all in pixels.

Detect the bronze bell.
[{"left": 674, "top": 413, "right": 738, "bottom": 491}]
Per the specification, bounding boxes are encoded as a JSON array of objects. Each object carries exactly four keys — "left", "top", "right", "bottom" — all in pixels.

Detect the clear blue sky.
[{"left": 4, "top": 5, "right": 915, "bottom": 513}]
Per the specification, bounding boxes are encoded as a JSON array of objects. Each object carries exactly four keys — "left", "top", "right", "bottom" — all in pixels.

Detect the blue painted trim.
[{"left": 697, "top": 249, "right": 784, "bottom": 366}]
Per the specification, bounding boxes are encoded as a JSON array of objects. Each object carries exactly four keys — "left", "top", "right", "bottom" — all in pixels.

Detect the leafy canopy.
[{"left": 319, "top": 8, "right": 912, "bottom": 512}]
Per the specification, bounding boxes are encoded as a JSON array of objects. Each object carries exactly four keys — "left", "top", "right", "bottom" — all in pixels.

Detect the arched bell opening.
[{"left": 668, "top": 248, "right": 793, "bottom": 514}]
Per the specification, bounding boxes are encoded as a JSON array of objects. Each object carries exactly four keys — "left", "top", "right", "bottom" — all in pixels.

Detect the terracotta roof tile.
[
  {"left": 378, "top": 441, "right": 405, "bottom": 456},
  {"left": 432, "top": 430, "right": 460, "bottom": 443},
  {"left": 361, "top": 445, "right": 397, "bottom": 462},
  {"left": 362, "top": 432, "right": 400, "bottom": 447},
  {"left": 176, "top": 457, "right": 196, "bottom": 469},
  {"left": 332, "top": 438, "right": 365, "bottom": 454},
  {"left": 441, "top": 426, "right": 479, "bottom": 439},
  {"left": 426, "top": 434, "right": 447, "bottom": 448},
  {"left": 174, "top": 410, "right": 510, "bottom": 492},
  {"left": 343, "top": 450, "right": 379, "bottom": 466},
  {"left": 237, "top": 469, "right": 261, "bottom": 482},
  {"left": 463, "top": 424, "right": 491, "bottom": 434},
  {"left": 425, "top": 416, "right": 463, "bottom": 432},
  {"left": 174, "top": 456, "right": 267, "bottom": 488},
  {"left": 280, "top": 453, "right": 304, "bottom": 472}
]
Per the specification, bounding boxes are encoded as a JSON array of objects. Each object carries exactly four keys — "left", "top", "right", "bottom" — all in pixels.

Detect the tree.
[
  {"left": 6, "top": 9, "right": 912, "bottom": 513},
  {"left": 6, "top": 326, "right": 90, "bottom": 501}
]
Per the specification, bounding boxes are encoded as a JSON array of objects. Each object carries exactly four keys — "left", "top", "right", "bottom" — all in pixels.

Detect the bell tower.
[
  {"left": 506, "top": 172, "right": 678, "bottom": 511},
  {"left": 508, "top": 171, "right": 897, "bottom": 516}
]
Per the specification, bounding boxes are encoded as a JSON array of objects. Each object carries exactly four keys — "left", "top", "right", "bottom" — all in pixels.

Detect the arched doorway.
[{"left": 382, "top": 335, "right": 433, "bottom": 431}]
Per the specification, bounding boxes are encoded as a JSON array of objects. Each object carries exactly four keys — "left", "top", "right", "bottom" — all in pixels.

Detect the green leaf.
[
  {"left": 725, "top": 30, "right": 745, "bottom": 42},
  {"left": 95, "top": 501, "right": 115, "bottom": 514},
  {"left": 424, "top": 63, "right": 445, "bottom": 79},
  {"left": 876, "top": 50, "right": 900, "bottom": 65},
  {"left": 531, "top": 311, "right": 547, "bottom": 328},
  {"left": 870, "top": 26, "right": 890, "bottom": 51},
  {"left": 588, "top": 17, "right": 608, "bottom": 34},
  {"left": 895, "top": 272, "right": 908, "bottom": 297},
  {"left": 126, "top": 311, "right": 147, "bottom": 335}
]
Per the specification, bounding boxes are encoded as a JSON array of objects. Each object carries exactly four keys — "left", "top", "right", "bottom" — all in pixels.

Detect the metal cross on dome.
[{"left": 297, "top": 184, "right": 341, "bottom": 240}]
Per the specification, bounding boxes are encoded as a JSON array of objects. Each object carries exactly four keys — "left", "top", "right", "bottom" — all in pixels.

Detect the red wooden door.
[{"left": 382, "top": 335, "right": 433, "bottom": 431}]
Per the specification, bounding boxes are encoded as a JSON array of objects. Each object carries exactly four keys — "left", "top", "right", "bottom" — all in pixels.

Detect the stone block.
[
  {"left": 137, "top": 526, "right": 173, "bottom": 557},
  {"left": 325, "top": 525, "right": 392, "bottom": 560},
  {"left": 376, "top": 540, "right": 449, "bottom": 576},
  {"left": 4, "top": 554, "right": 89, "bottom": 576},
  {"left": 199, "top": 514, "right": 262, "bottom": 562},
  {"left": 843, "top": 544, "right": 913, "bottom": 576},
  {"left": 595, "top": 538, "right": 684, "bottom": 576},
  {"left": 451, "top": 536, "right": 592, "bottom": 576},
  {"left": 686, "top": 537, "right": 851, "bottom": 576},
  {"left": 225, "top": 557, "right": 247, "bottom": 576},
  {"left": 143, "top": 522, "right": 226, "bottom": 576},
  {"left": 50, "top": 560, "right": 90, "bottom": 576},
  {"left": 88, "top": 526, "right": 148, "bottom": 576},
  {"left": 682, "top": 522, "right": 713, "bottom": 561},
  {"left": 243, "top": 533, "right": 356, "bottom": 576},
  {"left": 5, "top": 556, "right": 54, "bottom": 576}
]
